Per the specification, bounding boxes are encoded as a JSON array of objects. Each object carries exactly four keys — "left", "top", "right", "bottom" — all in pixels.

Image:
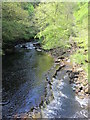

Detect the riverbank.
[{"left": 50, "top": 44, "right": 89, "bottom": 99}]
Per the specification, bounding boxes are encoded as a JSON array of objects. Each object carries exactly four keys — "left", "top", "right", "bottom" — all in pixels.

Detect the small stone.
[
  {"left": 36, "top": 48, "right": 42, "bottom": 52},
  {"left": 32, "top": 112, "right": 41, "bottom": 118},
  {"left": 80, "top": 90, "right": 85, "bottom": 94},
  {"left": 76, "top": 81, "right": 80, "bottom": 84},
  {"left": 78, "top": 95, "right": 85, "bottom": 99},
  {"left": 67, "top": 59, "right": 70, "bottom": 63},
  {"left": 78, "top": 90, "right": 84, "bottom": 96},
  {"left": 67, "top": 49, "right": 71, "bottom": 52},
  {"left": 75, "top": 89, "right": 79, "bottom": 94},
  {"left": 55, "top": 58, "right": 61, "bottom": 63},
  {"left": 77, "top": 68, "right": 83, "bottom": 72},
  {"left": 21, "top": 45, "right": 27, "bottom": 48},
  {"left": 73, "top": 87, "right": 76, "bottom": 91},
  {"left": 83, "top": 81, "right": 88, "bottom": 86},
  {"left": 85, "top": 88, "right": 88, "bottom": 93}
]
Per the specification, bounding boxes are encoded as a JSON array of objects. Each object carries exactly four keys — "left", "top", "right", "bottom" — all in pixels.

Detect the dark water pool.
[{"left": 2, "top": 42, "right": 53, "bottom": 118}]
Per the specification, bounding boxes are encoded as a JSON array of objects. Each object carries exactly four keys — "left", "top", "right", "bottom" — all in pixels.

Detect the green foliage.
[
  {"left": 2, "top": 2, "right": 88, "bottom": 80},
  {"left": 74, "top": 3, "right": 88, "bottom": 24},
  {"left": 2, "top": 2, "right": 35, "bottom": 48},
  {"left": 20, "top": 3, "right": 34, "bottom": 16},
  {"left": 34, "top": 2, "right": 76, "bottom": 50},
  {"left": 70, "top": 2, "right": 88, "bottom": 77},
  {"left": 34, "top": 2, "right": 88, "bottom": 79},
  {"left": 70, "top": 50, "right": 88, "bottom": 73}
]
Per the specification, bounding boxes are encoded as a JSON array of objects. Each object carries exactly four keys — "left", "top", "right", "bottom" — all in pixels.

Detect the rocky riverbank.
[{"left": 49, "top": 43, "right": 89, "bottom": 107}]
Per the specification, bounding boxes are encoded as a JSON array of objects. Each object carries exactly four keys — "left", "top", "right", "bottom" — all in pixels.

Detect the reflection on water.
[{"left": 2, "top": 42, "right": 53, "bottom": 118}]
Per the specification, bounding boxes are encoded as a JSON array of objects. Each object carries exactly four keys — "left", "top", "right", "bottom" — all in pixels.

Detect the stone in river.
[
  {"left": 36, "top": 48, "right": 42, "bottom": 52},
  {"left": 32, "top": 112, "right": 41, "bottom": 118},
  {"left": 21, "top": 45, "right": 27, "bottom": 48},
  {"left": 78, "top": 95, "right": 85, "bottom": 99}
]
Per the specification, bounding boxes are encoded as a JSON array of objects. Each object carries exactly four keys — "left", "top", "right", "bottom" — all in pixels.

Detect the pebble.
[
  {"left": 36, "top": 48, "right": 42, "bottom": 52},
  {"left": 32, "top": 112, "right": 41, "bottom": 118},
  {"left": 83, "top": 81, "right": 88, "bottom": 86},
  {"left": 77, "top": 68, "right": 83, "bottom": 72},
  {"left": 85, "top": 88, "right": 88, "bottom": 93},
  {"left": 67, "top": 59, "right": 70, "bottom": 62}
]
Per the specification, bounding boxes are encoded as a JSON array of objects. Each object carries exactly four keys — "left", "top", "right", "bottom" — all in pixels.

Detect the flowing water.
[
  {"left": 2, "top": 42, "right": 53, "bottom": 118},
  {"left": 42, "top": 66, "right": 88, "bottom": 118},
  {"left": 2, "top": 42, "right": 88, "bottom": 119}
]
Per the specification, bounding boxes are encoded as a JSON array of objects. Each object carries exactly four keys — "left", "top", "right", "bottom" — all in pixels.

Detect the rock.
[
  {"left": 83, "top": 81, "right": 88, "bottom": 86},
  {"left": 46, "top": 99, "right": 50, "bottom": 105},
  {"left": 55, "top": 59, "right": 61, "bottom": 63},
  {"left": 78, "top": 91, "right": 84, "bottom": 97},
  {"left": 21, "top": 45, "right": 27, "bottom": 48},
  {"left": 48, "top": 81, "right": 52, "bottom": 85},
  {"left": 48, "top": 95, "right": 54, "bottom": 102},
  {"left": 27, "top": 113, "right": 32, "bottom": 118},
  {"left": 39, "top": 99, "right": 44, "bottom": 108},
  {"left": 80, "top": 90, "right": 85, "bottom": 94},
  {"left": 36, "top": 48, "right": 42, "bottom": 52},
  {"left": 43, "top": 101, "right": 47, "bottom": 108},
  {"left": 72, "top": 87, "right": 76, "bottom": 91},
  {"left": 75, "top": 89, "right": 79, "bottom": 94},
  {"left": 78, "top": 95, "right": 85, "bottom": 99},
  {"left": 67, "top": 49, "right": 71, "bottom": 52},
  {"left": 79, "top": 46, "right": 84, "bottom": 49},
  {"left": 75, "top": 81, "right": 80, "bottom": 84},
  {"left": 58, "top": 56, "right": 64, "bottom": 60},
  {"left": 85, "top": 60, "right": 88, "bottom": 63},
  {"left": 69, "top": 80, "right": 74, "bottom": 84},
  {"left": 66, "top": 59, "right": 70, "bottom": 63},
  {"left": 33, "top": 42, "right": 41, "bottom": 47},
  {"left": 77, "top": 67, "right": 83, "bottom": 72},
  {"left": 74, "top": 71, "right": 79, "bottom": 75},
  {"left": 85, "top": 88, "right": 88, "bottom": 93},
  {"left": 32, "top": 112, "right": 41, "bottom": 118}
]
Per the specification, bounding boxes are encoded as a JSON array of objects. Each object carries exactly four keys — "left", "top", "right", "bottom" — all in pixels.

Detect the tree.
[
  {"left": 34, "top": 2, "right": 75, "bottom": 49},
  {"left": 2, "top": 2, "right": 35, "bottom": 50}
]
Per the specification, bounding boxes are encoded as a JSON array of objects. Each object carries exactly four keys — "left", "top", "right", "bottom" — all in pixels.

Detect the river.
[
  {"left": 2, "top": 42, "right": 88, "bottom": 119},
  {"left": 2, "top": 42, "right": 53, "bottom": 118}
]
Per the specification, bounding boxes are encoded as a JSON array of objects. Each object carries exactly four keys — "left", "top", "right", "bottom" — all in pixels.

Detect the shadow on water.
[{"left": 2, "top": 42, "right": 54, "bottom": 118}]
